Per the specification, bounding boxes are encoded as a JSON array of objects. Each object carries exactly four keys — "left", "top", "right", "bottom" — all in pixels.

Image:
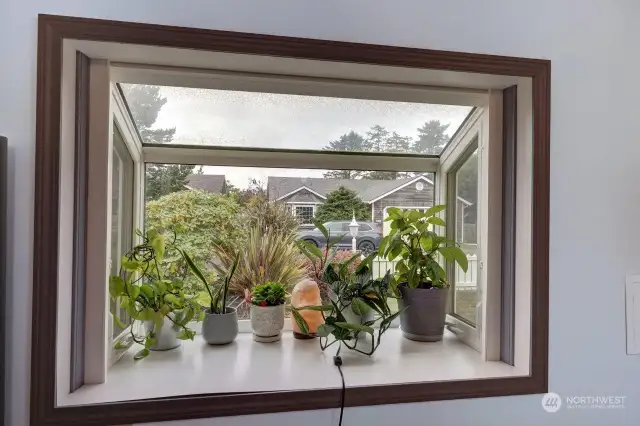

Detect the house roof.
[
  {"left": 186, "top": 174, "right": 226, "bottom": 194},
  {"left": 268, "top": 175, "right": 434, "bottom": 203}
]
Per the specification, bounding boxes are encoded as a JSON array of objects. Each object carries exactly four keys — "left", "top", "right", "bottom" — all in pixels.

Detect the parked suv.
[{"left": 297, "top": 221, "right": 382, "bottom": 253}]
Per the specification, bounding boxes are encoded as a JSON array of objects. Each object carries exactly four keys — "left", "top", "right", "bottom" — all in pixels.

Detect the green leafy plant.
[
  {"left": 248, "top": 282, "right": 286, "bottom": 306},
  {"left": 145, "top": 189, "right": 245, "bottom": 294},
  {"left": 295, "top": 228, "right": 398, "bottom": 356},
  {"left": 108, "top": 229, "right": 202, "bottom": 361},
  {"left": 378, "top": 205, "right": 468, "bottom": 289},
  {"left": 182, "top": 250, "right": 239, "bottom": 314},
  {"left": 212, "top": 225, "right": 306, "bottom": 294}
]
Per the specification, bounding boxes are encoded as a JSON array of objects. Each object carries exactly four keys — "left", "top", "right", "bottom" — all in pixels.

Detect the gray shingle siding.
[
  {"left": 372, "top": 183, "right": 434, "bottom": 222},
  {"left": 279, "top": 189, "right": 324, "bottom": 203}
]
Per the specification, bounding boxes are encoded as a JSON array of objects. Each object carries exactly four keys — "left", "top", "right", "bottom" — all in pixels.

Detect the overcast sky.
[{"left": 152, "top": 86, "right": 471, "bottom": 188}]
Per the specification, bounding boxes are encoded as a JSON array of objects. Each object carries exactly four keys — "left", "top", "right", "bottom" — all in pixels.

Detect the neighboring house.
[
  {"left": 186, "top": 174, "right": 227, "bottom": 194},
  {"left": 266, "top": 174, "right": 436, "bottom": 224}
]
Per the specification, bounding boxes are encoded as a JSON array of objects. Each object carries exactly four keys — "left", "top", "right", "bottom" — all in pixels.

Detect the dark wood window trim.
[
  {"left": 32, "top": 14, "right": 550, "bottom": 426},
  {"left": 500, "top": 85, "right": 518, "bottom": 365}
]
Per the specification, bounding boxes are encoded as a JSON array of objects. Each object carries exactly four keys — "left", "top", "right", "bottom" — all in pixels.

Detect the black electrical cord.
[{"left": 333, "top": 343, "right": 345, "bottom": 426}]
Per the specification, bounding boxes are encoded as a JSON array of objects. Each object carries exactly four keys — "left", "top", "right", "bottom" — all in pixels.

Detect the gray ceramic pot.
[
  {"left": 398, "top": 284, "right": 448, "bottom": 342},
  {"left": 250, "top": 304, "right": 285, "bottom": 342},
  {"left": 202, "top": 307, "right": 238, "bottom": 345},
  {"left": 144, "top": 315, "right": 181, "bottom": 351}
]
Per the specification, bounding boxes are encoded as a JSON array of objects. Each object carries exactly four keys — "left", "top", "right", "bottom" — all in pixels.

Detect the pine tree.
[
  {"left": 414, "top": 120, "right": 450, "bottom": 155},
  {"left": 323, "top": 131, "right": 367, "bottom": 179},
  {"left": 122, "top": 84, "right": 196, "bottom": 200},
  {"left": 314, "top": 186, "right": 370, "bottom": 223}
]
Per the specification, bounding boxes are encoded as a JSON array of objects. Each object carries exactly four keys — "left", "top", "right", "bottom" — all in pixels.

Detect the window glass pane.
[
  {"left": 120, "top": 84, "right": 472, "bottom": 156},
  {"left": 453, "top": 148, "right": 479, "bottom": 325},
  {"left": 144, "top": 163, "right": 433, "bottom": 318},
  {"left": 294, "top": 206, "right": 315, "bottom": 224},
  {"left": 110, "top": 127, "right": 134, "bottom": 338}
]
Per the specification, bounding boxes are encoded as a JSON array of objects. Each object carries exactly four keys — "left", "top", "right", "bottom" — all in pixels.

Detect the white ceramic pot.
[
  {"left": 250, "top": 304, "right": 285, "bottom": 342},
  {"left": 143, "top": 314, "right": 181, "bottom": 351}
]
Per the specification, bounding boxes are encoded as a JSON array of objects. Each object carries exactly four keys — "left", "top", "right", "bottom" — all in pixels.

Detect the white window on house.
[{"left": 293, "top": 205, "right": 315, "bottom": 224}]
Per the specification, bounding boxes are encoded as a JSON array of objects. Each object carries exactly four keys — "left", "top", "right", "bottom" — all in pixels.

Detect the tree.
[
  {"left": 323, "top": 131, "right": 367, "bottom": 179},
  {"left": 227, "top": 177, "right": 267, "bottom": 205},
  {"left": 365, "top": 125, "right": 389, "bottom": 152},
  {"left": 145, "top": 190, "right": 245, "bottom": 292},
  {"left": 314, "top": 186, "right": 370, "bottom": 224},
  {"left": 413, "top": 120, "right": 450, "bottom": 155},
  {"left": 122, "top": 84, "right": 196, "bottom": 200}
]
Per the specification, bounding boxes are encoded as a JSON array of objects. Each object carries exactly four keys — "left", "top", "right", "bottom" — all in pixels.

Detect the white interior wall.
[{"left": 2, "top": 1, "right": 639, "bottom": 425}]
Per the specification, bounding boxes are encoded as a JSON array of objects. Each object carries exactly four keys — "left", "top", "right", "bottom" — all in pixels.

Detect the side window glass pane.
[{"left": 453, "top": 147, "right": 479, "bottom": 325}]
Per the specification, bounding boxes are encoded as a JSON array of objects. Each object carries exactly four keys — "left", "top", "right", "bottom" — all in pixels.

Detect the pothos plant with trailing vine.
[
  {"left": 295, "top": 234, "right": 400, "bottom": 356},
  {"left": 108, "top": 228, "right": 204, "bottom": 360}
]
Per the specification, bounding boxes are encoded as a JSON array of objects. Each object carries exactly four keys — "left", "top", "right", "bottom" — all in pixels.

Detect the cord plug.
[{"left": 333, "top": 355, "right": 343, "bottom": 366}]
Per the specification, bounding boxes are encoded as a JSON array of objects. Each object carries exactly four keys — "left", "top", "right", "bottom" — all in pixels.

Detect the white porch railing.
[{"left": 371, "top": 254, "right": 478, "bottom": 289}]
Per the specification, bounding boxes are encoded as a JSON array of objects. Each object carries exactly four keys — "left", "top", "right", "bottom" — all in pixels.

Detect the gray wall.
[
  {"left": 279, "top": 189, "right": 324, "bottom": 204},
  {"left": 3, "top": 1, "right": 640, "bottom": 426},
  {"left": 373, "top": 183, "right": 434, "bottom": 222}
]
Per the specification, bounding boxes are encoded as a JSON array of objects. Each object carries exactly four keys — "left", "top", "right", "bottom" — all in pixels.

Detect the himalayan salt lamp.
[{"left": 290, "top": 279, "right": 324, "bottom": 339}]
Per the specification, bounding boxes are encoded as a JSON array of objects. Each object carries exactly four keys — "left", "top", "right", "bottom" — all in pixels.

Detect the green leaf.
[
  {"left": 164, "top": 294, "right": 178, "bottom": 304},
  {"left": 176, "top": 329, "right": 196, "bottom": 340},
  {"left": 291, "top": 309, "right": 310, "bottom": 335},
  {"left": 419, "top": 235, "right": 433, "bottom": 251},
  {"left": 316, "top": 324, "right": 335, "bottom": 337},
  {"left": 128, "top": 285, "right": 140, "bottom": 300},
  {"left": 121, "top": 259, "right": 141, "bottom": 272},
  {"left": 298, "top": 305, "right": 334, "bottom": 312},
  {"left": 386, "top": 207, "right": 402, "bottom": 220},
  {"left": 134, "top": 348, "right": 150, "bottom": 361},
  {"left": 180, "top": 249, "right": 209, "bottom": 287},
  {"left": 140, "top": 306, "right": 155, "bottom": 321},
  {"left": 197, "top": 310, "right": 205, "bottom": 321},
  {"left": 114, "top": 340, "right": 129, "bottom": 350},
  {"left": 350, "top": 298, "right": 371, "bottom": 316},
  {"left": 108, "top": 276, "right": 125, "bottom": 299},
  {"left": 424, "top": 204, "right": 446, "bottom": 217},
  {"left": 112, "top": 313, "right": 128, "bottom": 329},
  {"left": 144, "top": 338, "right": 157, "bottom": 349},
  {"left": 153, "top": 312, "right": 164, "bottom": 331},
  {"left": 151, "top": 234, "right": 165, "bottom": 261},
  {"left": 438, "top": 247, "right": 469, "bottom": 272},
  {"left": 427, "top": 216, "right": 446, "bottom": 227},
  {"left": 159, "top": 304, "right": 171, "bottom": 315},
  {"left": 153, "top": 280, "right": 167, "bottom": 295},
  {"left": 313, "top": 221, "right": 330, "bottom": 239},
  {"left": 334, "top": 322, "right": 374, "bottom": 335},
  {"left": 140, "top": 285, "right": 155, "bottom": 299},
  {"left": 297, "top": 239, "right": 322, "bottom": 259}
]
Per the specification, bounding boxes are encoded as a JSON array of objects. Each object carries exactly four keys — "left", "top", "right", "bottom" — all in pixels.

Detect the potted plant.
[
  {"left": 182, "top": 250, "right": 240, "bottom": 345},
  {"left": 246, "top": 281, "right": 287, "bottom": 342},
  {"left": 293, "top": 248, "right": 399, "bottom": 356},
  {"left": 378, "top": 205, "right": 468, "bottom": 342},
  {"left": 108, "top": 229, "right": 201, "bottom": 361}
]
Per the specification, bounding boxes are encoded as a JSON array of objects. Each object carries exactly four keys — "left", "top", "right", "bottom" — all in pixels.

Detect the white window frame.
[
  {"left": 437, "top": 94, "right": 503, "bottom": 360},
  {"left": 76, "top": 60, "right": 512, "bottom": 384},
  {"left": 290, "top": 203, "right": 319, "bottom": 224}
]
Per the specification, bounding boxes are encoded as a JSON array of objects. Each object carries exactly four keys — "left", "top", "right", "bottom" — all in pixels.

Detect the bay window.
[{"left": 31, "top": 14, "right": 549, "bottom": 426}]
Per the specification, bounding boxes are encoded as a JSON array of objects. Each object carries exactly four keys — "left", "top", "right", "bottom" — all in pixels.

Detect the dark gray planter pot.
[
  {"left": 202, "top": 307, "right": 238, "bottom": 345},
  {"left": 398, "top": 285, "right": 448, "bottom": 342},
  {"left": 144, "top": 315, "right": 181, "bottom": 351}
]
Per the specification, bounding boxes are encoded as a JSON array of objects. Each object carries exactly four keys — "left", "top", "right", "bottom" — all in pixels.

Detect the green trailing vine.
[{"left": 108, "top": 228, "right": 203, "bottom": 360}]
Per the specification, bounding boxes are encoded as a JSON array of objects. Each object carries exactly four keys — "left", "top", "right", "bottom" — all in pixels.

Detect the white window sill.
[{"left": 59, "top": 329, "right": 526, "bottom": 407}]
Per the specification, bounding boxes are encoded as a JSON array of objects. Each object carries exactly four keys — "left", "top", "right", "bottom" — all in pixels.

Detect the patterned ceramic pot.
[{"left": 250, "top": 304, "right": 285, "bottom": 343}]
